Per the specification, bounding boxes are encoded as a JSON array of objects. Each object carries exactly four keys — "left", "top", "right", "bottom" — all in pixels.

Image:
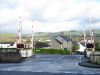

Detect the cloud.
[
  {"left": 94, "top": 22, "right": 100, "bottom": 29},
  {"left": 33, "top": 20, "right": 81, "bottom": 32},
  {"left": 43, "top": 0, "right": 86, "bottom": 21},
  {"left": 0, "top": 0, "right": 100, "bottom": 33}
]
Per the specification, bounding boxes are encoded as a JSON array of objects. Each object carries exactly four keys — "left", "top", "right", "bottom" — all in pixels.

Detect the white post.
[
  {"left": 90, "top": 17, "right": 93, "bottom": 43},
  {"left": 19, "top": 17, "right": 23, "bottom": 44},
  {"left": 83, "top": 25, "right": 87, "bottom": 48}
]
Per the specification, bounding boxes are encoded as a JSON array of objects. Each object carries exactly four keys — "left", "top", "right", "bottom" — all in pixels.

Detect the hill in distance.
[{"left": 0, "top": 29, "right": 100, "bottom": 42}]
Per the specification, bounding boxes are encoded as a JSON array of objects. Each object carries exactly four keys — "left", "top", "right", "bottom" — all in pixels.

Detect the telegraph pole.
[
  {"left": 90, "top": 17, "right": 95, "bottom": 52},
  {"left": 70, "top": 32, "right": 72, "bottom": 54},
  {"left": 32, "top": 24, "right": 35, "bottom": 55},
  {"left": 19, "top": 17, "right": 23, "bottom": 44},
  {"left": 90, "top": 17, "right": 92, "bottom": 43}
]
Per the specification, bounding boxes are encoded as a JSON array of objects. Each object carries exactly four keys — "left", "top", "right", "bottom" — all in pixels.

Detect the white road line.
[{"left": 59, "top": 56, "right": 64, "bottom": 59}]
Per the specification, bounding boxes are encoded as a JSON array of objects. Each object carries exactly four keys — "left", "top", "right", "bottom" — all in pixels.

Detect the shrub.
[{"left": 34, "top": 48, "right": 70, "bottom": 55}]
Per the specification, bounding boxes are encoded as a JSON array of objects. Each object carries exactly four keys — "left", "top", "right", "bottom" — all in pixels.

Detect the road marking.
[{"left": 59, "top": 56, "right": 64, "bottom": 59}]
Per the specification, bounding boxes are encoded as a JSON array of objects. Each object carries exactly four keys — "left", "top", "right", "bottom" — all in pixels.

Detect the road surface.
[{"left": 0, "top": 54, "right": 100, "bottom": 75}]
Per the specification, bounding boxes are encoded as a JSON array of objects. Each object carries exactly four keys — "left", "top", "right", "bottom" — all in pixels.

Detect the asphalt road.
[{"left": 0, "top": 54, "right": 100, "bottom": 75}]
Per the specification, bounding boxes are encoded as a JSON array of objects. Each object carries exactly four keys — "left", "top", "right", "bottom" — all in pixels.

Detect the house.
[
  {"left": 77, "top": 39, "right": 92, "bottom": 52},
  {"left": 0, "top": 42, "right": 16, "bottom": 48},
  {"left": 49, "top": 35, "right": 73, "bottom": 50},
  {"left": 77, "top": 42, "right": 85, "bottom": 52}
]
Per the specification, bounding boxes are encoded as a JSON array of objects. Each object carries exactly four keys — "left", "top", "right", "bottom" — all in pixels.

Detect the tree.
[
  {"left": 72, "top": 44, "right": 80, "bottom": 52},
  {"left": 35, "top": 41, "right": 49, "bottom": 48},
  {"left": 95, "top": 41, "right": 100, "bottom": 51}
]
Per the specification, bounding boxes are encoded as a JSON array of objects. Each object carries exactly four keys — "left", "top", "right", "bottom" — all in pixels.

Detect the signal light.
[
  {"left": 86, "top": 43, "right": 94, "bottom": 48},
  {"left": 17, "top": 44, "right": 24, "bottom": 48}
]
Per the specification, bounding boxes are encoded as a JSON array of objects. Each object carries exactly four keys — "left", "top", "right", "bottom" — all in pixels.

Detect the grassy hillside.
[
  {"left": 0, "top": 29, "right": 100, "bottom": 42},
  {"left": 0, "top": 33, "right": 16, "bottom": 42}
]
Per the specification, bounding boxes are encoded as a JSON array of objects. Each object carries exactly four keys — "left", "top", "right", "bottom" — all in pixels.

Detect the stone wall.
[
  {"left": 0, "top": 52, "right": 21, "bottom": 63},
  {"left": 90, "top": 52, "right": 100, "bottom": 64}
]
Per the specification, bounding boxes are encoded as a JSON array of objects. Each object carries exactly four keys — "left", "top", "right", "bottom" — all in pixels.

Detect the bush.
[{"left": 34, "top": 48, "right": 70, "bottom": 55}]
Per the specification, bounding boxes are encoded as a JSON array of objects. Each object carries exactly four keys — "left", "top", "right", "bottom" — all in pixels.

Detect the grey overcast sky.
[{"left": 0, "top": 0, "right": 100, "bottom": 33}]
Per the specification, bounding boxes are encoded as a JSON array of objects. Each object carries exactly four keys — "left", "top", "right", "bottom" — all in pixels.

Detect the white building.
[
  {"left": 77, "top": 42, "right": 85, "bottom": 52},
  {"left": 0, "top": 42, "right": 16, "bottom": 48}
]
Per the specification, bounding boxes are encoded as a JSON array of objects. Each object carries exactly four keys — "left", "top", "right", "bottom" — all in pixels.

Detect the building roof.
[
  {"left": 55, "top": 39, "right": 63, "bottom": 44},
  {"left": 57, "top": 35, "right": 72, "bottom": 42},
  {"left": 49, "top": 35, "right": 78, "bottom": 45},
  {"left": 0, "top": 42, "right": 15, "bottom": 46}
]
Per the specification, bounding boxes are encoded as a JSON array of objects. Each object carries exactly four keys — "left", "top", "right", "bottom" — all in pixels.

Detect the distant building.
[
  {"left": 77, "top": 42, "right": 85, "bottom": 52},
  {"left": 0, "top": 42, "right": 16, "bottom": 48},
  {"left": 78, "top": 39, "right": 92, "bottom": 52},
  {"left": 49, "top": 35, "right": 74, "bottom": 50}
]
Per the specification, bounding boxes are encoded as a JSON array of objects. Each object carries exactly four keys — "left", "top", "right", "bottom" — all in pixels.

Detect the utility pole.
[
  {"left": 90, "top": 17, "right": 95, "bottom": 52},
  {"left": 83, "top": 25, "right": 86, "bottom": 47},
  {"left": 70, "top": 32, "right": 72, "bottom": 54},
  {"left": 32, "top": 25, "right": 34, "bottom": 50},
  {"left": 32, "top": 24, "right": 35, "bottom": 55},
  {"left": 90, "top": 17, "right": 95, "bottom": 44},
  {"left": 33, "top": 32, "right": 35, "bottom": 55},
  {"left": 19, "top": 17, "right": 23, "bottom": 44}
]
